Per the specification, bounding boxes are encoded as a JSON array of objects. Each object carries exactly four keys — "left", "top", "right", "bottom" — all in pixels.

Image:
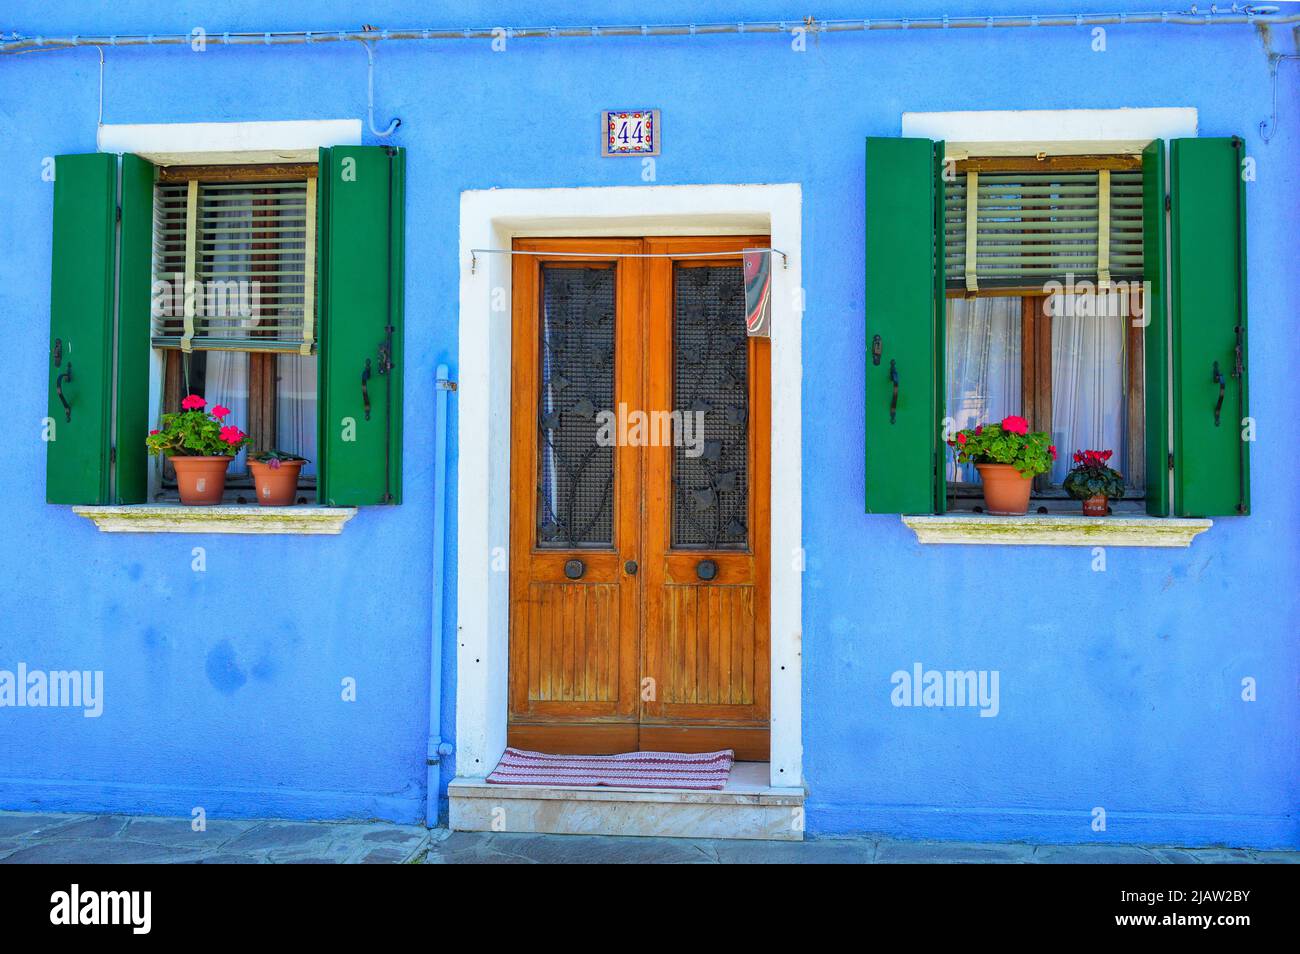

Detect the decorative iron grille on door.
[
  {"left": 671, "top": 263, "right": 749, "bottom": 549},
  {"left": 536, "top": 264, "right": 616, "bottom": 548}
]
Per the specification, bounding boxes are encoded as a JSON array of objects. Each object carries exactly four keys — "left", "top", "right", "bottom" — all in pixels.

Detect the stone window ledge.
[
  {"left": 72, "top": 505, "right": 356, "bottom": 536},
  {"left": 902, "top": 514, "right": 1212, "bottom": 547}
]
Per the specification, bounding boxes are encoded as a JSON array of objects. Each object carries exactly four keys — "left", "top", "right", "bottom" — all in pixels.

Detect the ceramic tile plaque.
[{"left": 602, "top": 109, "right": 660, "bottom": 156}]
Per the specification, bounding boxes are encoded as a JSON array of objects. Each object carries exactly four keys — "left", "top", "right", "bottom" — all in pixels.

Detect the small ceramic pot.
[
  {"left": 170, "top": 456, "right": 233, "bottom": 505},
  {"left": 249, "top": 459, "right": 305, "bottom": 506},
  {"left": 975, "top": 463, "right": 1033, "bottom": 515},
  {"left": 1082, "top": 494, "right": 1109, "bottom": 517}
]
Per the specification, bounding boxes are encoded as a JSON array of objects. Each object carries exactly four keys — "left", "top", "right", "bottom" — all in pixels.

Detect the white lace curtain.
[
  {"left": 1047, "top": 291, "right": 1129, "bottom": 487},
  {"left": 945, "top": 297, "right": 1021, "bottom": 484},
  {"left": 945, "top": 293, "right": 1131, "bottom": 490}
]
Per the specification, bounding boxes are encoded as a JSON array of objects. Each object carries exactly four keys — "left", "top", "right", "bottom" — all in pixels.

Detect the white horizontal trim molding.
[
  {"left": 98, "top": 119, "right": 361, "bottom": 165},
  {"left": 903, "top": 515, "right": 1212, "bottom": 548},
  {"left": 73, "top": 505, "right": 356, "bottom": 535},
  {"left": 903, "top": 107, "right": 1198, "bottom": 158}
]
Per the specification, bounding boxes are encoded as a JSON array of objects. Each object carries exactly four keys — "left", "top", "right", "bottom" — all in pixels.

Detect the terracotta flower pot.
[
  {"left": 1082, "top": 494, "right": 1109, "bottom": 516},
  {"left": 975, "top": 463, "right": 1033, "bottom": 515},
  {"left": 170, "top": 455, "right": 233, "bottom": 505},
  {"left": 249, "top": 460, "right": 304, "bottom": 506}
]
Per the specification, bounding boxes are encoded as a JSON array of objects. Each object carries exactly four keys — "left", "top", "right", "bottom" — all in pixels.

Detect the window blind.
[
  {"left": 151, "top": 178, "right": 316, "bottom": 353},
  {"left": 943, "top": 170, "right": 1143, "bottom": 290}
]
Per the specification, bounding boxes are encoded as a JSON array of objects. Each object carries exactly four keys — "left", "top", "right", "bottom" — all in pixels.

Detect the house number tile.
[{"left": 602, "top": 109, "right": 660, "bottom": 156}]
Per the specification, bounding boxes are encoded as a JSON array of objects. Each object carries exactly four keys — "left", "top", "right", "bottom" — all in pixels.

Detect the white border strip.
[
  {"left": 97, "top": 119, "right": 361, "bottom": 157},
  {"left": 902, "top": 107, "right": 1198, "bottom": 146},
  {"left": 455, "top": 184, "right": 804, "bottom": 788}
]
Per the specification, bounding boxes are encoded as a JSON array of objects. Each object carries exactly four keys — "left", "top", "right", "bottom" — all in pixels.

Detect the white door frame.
[{"left": 454, "top": 183, "right": 803, "bottom": 788}]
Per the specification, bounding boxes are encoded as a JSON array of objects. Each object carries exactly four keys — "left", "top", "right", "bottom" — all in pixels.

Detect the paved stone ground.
[
  {"left": 1, "top": 812, "right": 1295, "bottom": 863},
  {"left": 0, "top": 811, "right": 429, "bottom": 864},
  {"left": 425, "top": 830, "right": 1300, "bottom": 864}
]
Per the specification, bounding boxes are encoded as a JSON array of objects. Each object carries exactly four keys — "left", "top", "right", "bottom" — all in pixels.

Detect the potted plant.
[
  {"left": 948, "top": 415, "right": 1056, "bottom": 515},
  {"left": 1063, "top": 449, "right": 1125, "bottom": 516},
  {"left": 248, "top": 450, "right": 309, "bottom": 507},
  {"left": 145, "top": 395, "right": 250, "bottom": 505}
]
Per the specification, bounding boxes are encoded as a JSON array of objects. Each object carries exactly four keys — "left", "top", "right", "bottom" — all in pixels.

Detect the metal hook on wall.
[
  {"left": 14, "top": 40, "right": 105, "bottom": 146},
  {"left": 91, "top": 44, "right": 104, "bottom": 149},
  {"left": 1259, "top": 53, "right": 1298, "bottom": 143},
  {"left": 357, "top": 39, "right": 401, "bottom": 138}
]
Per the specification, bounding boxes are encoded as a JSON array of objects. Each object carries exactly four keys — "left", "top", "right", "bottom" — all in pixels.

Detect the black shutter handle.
[
  {"left": 55, "top": 362, "right": 73, "bottom": 423},
  {"left": 361, "top": 358, "right": 372, "bottom": 421},
  {"left": 889, "top": 359, "right": 899, "bottom": 425},
  {"left": 1212, "top": 361, "right": 1225, "bottom": 427}
]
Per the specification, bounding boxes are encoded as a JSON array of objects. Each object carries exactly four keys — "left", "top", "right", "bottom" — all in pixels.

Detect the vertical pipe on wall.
[{"left": 427, "top": 362, "right": 456, "bottom": 826}]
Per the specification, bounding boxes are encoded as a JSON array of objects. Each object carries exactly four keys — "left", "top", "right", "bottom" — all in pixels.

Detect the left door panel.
[{"left": 508, "top": 239, "right": 645, "bottom": 753}]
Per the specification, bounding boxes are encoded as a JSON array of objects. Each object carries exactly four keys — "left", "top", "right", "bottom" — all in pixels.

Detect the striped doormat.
[{"left": 487, "top": 747, "right": 735, "bottom": 790}]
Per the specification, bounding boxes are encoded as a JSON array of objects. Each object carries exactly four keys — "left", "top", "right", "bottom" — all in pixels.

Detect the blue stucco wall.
[{"left": 1, "top": 1, "right": 1295, "bottom": 845}]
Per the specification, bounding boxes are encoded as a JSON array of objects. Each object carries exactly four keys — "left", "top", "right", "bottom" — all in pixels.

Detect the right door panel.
[{"left": 641, "top": 237, "right": 771, "bottom": 760}]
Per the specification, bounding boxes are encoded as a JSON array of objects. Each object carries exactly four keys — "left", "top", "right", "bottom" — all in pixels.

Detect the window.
[
  {"left": 151, "top": 165, "right": 318, "bottom": 499},
  {"left": 45, "top": 147, "right": 407, "bottom": 509},
  {"left": 941, "top": 159, "right": 1146, "bottom": 505},
  {"left": 863, "top": 136, "right": 1250, "bottom": 519}
]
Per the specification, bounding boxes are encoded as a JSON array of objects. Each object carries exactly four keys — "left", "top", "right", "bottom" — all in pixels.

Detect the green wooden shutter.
[
  {"left": 865, "top": 137, "right": 940, "bottom": 514},
  {"left": 932, "top": 141, "right": 947, "bottom": 514},
  {"left": 114, "top": 154, "right": 156, "bottom": 504},
  {"left": 46, "top": 154, "right": 117, "bottom": 505},
  {"left": 318, "top": 146, "right": 405, "bottom": 506},
  {"left": 1142, "top": 140, "right": 1170, "bottom": 516},
  {"left": 1170, "top": 137, "right": 1250, "bottom": 517}
]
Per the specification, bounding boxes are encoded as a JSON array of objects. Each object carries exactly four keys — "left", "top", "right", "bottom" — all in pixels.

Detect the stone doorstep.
[{"left": 448, "top": 764, "right": 806, "bottom": 842}]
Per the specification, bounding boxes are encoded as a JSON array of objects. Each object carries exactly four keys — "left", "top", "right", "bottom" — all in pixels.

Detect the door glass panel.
[
  {"left": 536, "top": 264, "right": 616, "bottom": 548},
  {"left": 671, "top": 263, "right": 748, "bottom": 550}
]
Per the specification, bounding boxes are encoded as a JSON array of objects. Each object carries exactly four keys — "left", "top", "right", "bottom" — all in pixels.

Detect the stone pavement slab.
[
  {"left": 1, "top": 811, "right": 1296, "bottom": 864},
  {"left": 423, "top": 830, "right": 1300, "bottom": 865},
  {"left": 0, "top": 811, "right": 430, "bottom": 865}
]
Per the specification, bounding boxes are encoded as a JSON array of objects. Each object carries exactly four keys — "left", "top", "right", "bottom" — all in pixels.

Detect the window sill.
[
  {"left": 902, "top": 513, "right": 1212, "bottom": 548},
  {"left": 72, "top": 504, "right": 356, "bottom": 536}
]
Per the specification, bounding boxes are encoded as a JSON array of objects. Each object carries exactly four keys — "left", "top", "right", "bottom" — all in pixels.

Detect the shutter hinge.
[
  {"left": 1164, "top": 194, "right": 1171, "bottom": 213},
  {"left": 1168, "top": 452, "right": 1174, "bottom": 471},
  {"left": 115, "top": 205, "right": 122, "bottom": 223},
  {"left": 110, "top": 446, "right": 117, "bottom": 464}
]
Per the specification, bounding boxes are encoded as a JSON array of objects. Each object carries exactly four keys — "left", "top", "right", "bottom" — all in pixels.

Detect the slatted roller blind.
[
  {"left": 151, "top": 178, "right": 315, "bottom": 353},
  {"left": 944, "top": 170, "right": 1143, "bottom": 289}
]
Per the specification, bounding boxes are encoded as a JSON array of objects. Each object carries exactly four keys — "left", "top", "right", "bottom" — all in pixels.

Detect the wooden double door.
[{"left": 508, "top": 237, "right": 770, "bottom": 760}]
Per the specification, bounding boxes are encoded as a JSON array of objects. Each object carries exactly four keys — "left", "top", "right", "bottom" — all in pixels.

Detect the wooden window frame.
[
  {"left": 943, "top": 288, "right": 1145, "bottom": 502},
  {"left": 158, "top": 163, "right": 318, "bottom": 499}
]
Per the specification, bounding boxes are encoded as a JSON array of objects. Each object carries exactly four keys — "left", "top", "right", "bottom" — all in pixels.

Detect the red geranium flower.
[
  {"left": 956, "top": 432, "right": 968, "bottom": 445},
  {"left": 1049, "top": 445, "right": 1057, "bottom": 460},
  {"left": 149, "top": 429, "right": 160, "bottom": 436},
  {"left": 219, "top": 425, "right": 245, "bottom": 445},
  {"left": 1001, "top": 415, "right": 1029, "bottom": 436},
  {"left": 211, "top": 404, "right": 232, "bottom": 419},
  {"left": 974, "top": 425, "right": 984, "bottom": 435},
  {"left": 181, "top": 394, "right": 206, "bottom": 411}
]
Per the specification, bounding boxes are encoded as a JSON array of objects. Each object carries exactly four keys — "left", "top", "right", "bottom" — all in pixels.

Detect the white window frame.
[{"left": 98, "top": 119, "right": 359, "bottom": 499}]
